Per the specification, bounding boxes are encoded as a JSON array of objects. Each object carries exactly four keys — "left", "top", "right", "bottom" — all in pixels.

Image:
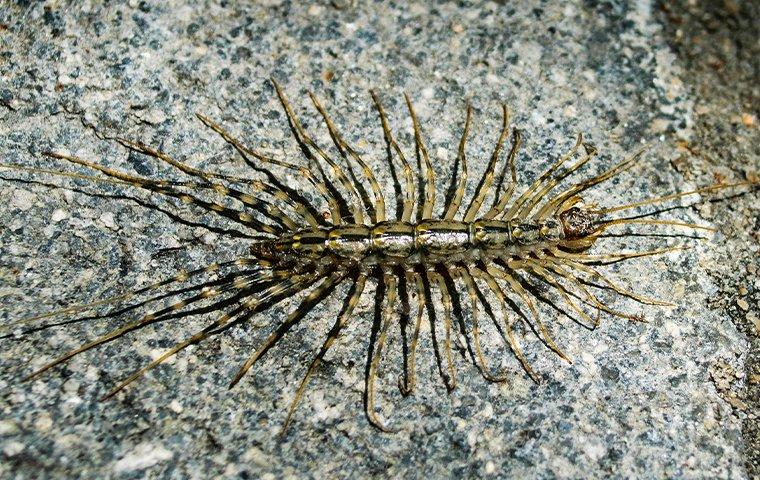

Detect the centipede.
[{"left": 1, "top": 78, "right": 754, "bottom": 434}]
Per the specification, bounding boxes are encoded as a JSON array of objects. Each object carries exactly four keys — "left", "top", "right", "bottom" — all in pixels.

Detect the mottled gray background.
[{"left": 0, "top": 1, "right": 758, "bottom": 479}]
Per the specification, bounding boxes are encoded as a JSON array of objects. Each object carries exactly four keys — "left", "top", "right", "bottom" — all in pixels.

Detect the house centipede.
[{"left": 1, "top": 78, "right": 754, "bottom": 434}]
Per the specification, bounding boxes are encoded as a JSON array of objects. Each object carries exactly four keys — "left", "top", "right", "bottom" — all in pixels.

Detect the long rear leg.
[
  {"left": 279, "top": 273, "right": 367, "bottom": 434},
  {"left": 228, "top": 270, "right": 346, "bottom": 388},
  {"left": 194, "top": 113, "right": 324, "bottom": 228}
]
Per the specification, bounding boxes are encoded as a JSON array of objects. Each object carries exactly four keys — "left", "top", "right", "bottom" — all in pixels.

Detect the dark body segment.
[{"left": 268, "top": 218, "right": 565, "bottom": 266}]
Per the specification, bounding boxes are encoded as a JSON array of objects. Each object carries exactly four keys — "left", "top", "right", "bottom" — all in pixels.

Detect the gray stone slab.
[{"left": 0, "top": 2, "right": 756, "bottom": 479}]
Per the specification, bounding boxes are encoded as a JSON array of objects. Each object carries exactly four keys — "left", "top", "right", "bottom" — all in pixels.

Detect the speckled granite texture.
[{"left": 1, "top": 1, "right": 757, "bottom": 479}]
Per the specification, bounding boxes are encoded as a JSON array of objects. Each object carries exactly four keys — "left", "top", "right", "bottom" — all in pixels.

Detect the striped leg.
[
  {"left": 371, "top": 91, "right": 416, "bottom": 222},
  {"left": 45, "top": 152, "right": 280, "bottom": 235},
  {"left": 429, "top": 270, "right": 458, "bottom": 390},
  {"left": 488, "top": 261, "right": 571, "bottom": 363},
  {"left": 399, "top": 269, "right": 425, "bottom": 396},
  {"left": 469, "top": 266, "right": 540, "bottom": 383},
  {"left": 443, "top": 103, "right": 472, "bottom": 220},
  {"left": 308, "top": 91, "right": 386, "bottom": 222},
  {"left": 280, "top": 273, "right": 367, "bottom": 434},
  {"left": 454, "top": 266, "right": 509, "bottom": 382},
  {"left": 482, "top": 128, "right": 522, "bottom": 220},
  {"left": 365, "top": 269, "right": 397, "bottom": 432},
  {"left": 272, "top": 80, "right": 353, "bottom": 224},
  {"left": 228, "top": 270, "right": 346, "bottom": 388},
  {"left": 463, "top": 104, "right": 510, "bottom": 222},
  {"left": 501, "top": 133, "right": 583, "bottom": 220},
  {"left": 194, "top": 113, "right": 324, "bottom": 228},
  {"left": 403, "top": 94, "right": 436, "bottom": 221}
]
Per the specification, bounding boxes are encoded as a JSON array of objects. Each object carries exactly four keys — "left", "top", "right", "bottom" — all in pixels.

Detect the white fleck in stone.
[
  {"left": 11, "top": 189, "right": 37, "bottom": 211},
  {"left": 485, "top": 461, "right": 496, "bottom": 475},
  {"left": 307, "top": 4, "right": 323, "bottom": 16},
  {"left": 99, "top": 212, "right": 117, "bottom": 230},
  {"left": 34, "top": 412, "right": 53, "bottom": 432},
  {"left": 169, "top": 400, "right": 183, "bottom": 414},
  {"left": 3, "top": 441, "right": 25, "bottom": 457},
  {"left": 51, "top": 208, "right": 69, "bottom": 222},
  {"left": 113, "top": 442, "right": 173, "bottom": 473},
  {"left": 0, "top": 420, "right": 20, "bottom": 436}
]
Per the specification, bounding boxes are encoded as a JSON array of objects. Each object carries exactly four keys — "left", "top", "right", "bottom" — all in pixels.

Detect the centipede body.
[{"left": 1, "top": 78, "right": 753, "bottom": 434}]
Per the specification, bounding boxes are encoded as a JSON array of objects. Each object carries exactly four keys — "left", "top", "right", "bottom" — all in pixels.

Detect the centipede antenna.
[
  {"left": 593, "top": 218, "right": 716, "bottom": 234},
  {"left": 370, "top": 91, "right": 416, "bottom": 222},
  {"left": 308, "top": 91, "right": 384, "bottom": 223},
  {"left": 482, "top": 128, "right": 522, "bottom": 220},
  {"left": 549, "top": 246, "right": 690, "bottom": 265},
  {"left": 464, "top": 104, "right": 510, "bottom": 222},
  {"left": 280, "top": 273, "right": 367, "bottom": 435},
  {"left": 592, "top": 181, "right": 756, "bottom": 215},
  {"left": 443, "top": 103, "right": 472, "bottom": 220},
  {"left": 228, "top": 271, "right": 343, "bottom": 389}
]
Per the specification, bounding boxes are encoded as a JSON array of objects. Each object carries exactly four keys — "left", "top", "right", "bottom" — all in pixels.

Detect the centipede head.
[{"left": 557, "top": 197, "right": 600, "bottom": 250}]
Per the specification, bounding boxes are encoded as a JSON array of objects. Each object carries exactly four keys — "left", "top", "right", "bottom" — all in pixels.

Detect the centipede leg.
[
  {"left": 501, "top": 133, "right": 583, "bottom": 220},
  {"left": 487, "top": 262, "right": 571, "bottom": 363},
  {"left": 271, "top": 79, "right": 351, "bottom": 224},
  {"left": 464, "top": 104, "right": 509, "bottom": 222},
  {"left": 428, "top": 270, "right": 457, "bottom": 391},
  {"left": 404, "top": 94, "right": 436, "bottom": 220},
  {"left": 309, "top": 91, "right": 384, "bottom": 222},
  {"left": 370, "top": 91, "right": 416, "bottom": 222},
  {"left": 400, "top": 269, "right": 425, "bottom": 396},
  {"left": 365, "top": 269, "right": 397, "bottom": 432},
  {"left": 443, "top": 103, "right": 472, "bottom": 220},
  {"left": 25, "top": 267, "right": 283, "bottom": 381},
  {"left": 116, "top": 139, "right": 299, "bottom": 231},
  {"left": 228, "top": 271, "right": 345, "bottom": 388},
  {"left": 455, "top": 266, "right": 509, "bottom": 382},
  {"left": 194, "top": 113, "right": 325, "bottom": 228},
  {"left": 469, "top": 266, "right": 540, "bottom": 383},
  {"left": 482, "top": 128, "right": 522, "bottom": 220},
  {"left": 280, "top": 273, "right": 366, "bottom": 434}
]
